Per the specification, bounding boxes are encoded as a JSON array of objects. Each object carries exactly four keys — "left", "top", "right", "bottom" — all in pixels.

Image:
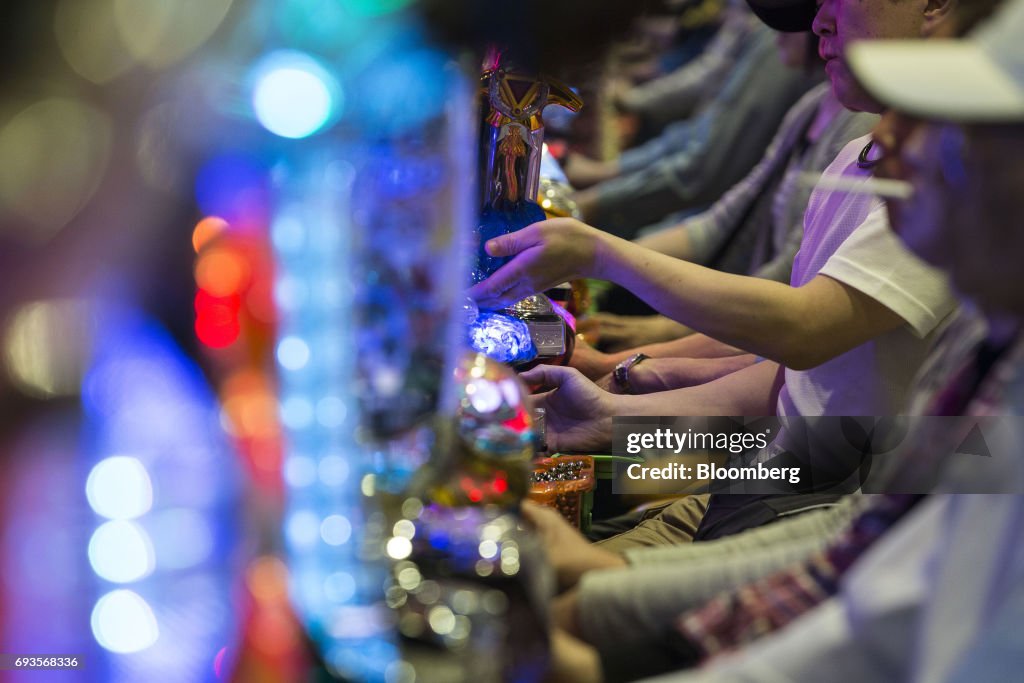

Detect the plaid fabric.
[
  {"left": 676, "top": 493, "right": 923, "bottom": 660},
  {"left": 888, "top": 320, "right": 1022, "bottom": 490},
  {"left": 675, "top": 329, "right": 1024, "bottom": 662}
]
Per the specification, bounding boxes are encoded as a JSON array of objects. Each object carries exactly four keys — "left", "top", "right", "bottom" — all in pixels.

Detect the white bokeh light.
[
  {"left": 252, "top": 52, "right": 340, "bottom": 139},
  {"left": 85, "top": 456, "right": 153, "bottom": 520},
  {"left": 88, "top": 520, "right": 155, "bottom": 583},
  {"left": 91, "top": 590, "right": 160, "bottom": 653}
]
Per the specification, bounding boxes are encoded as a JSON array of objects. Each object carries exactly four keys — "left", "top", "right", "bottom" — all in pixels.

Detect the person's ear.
[{"left": 922, "top": 0, "right": 956, "bottom": 35}]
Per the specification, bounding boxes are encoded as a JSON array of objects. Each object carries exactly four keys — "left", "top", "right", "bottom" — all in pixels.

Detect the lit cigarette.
[{"left": 799, "top": 172, "right": 913, "bottom": 200}]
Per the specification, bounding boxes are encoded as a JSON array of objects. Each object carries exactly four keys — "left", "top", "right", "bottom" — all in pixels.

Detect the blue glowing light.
[
  {"left": 273, "top": 164, "right": 402, "bottom": 681},
  {"left": 320, "top": 514, "right": 353, "bottom": 546},
  {"left": 275, "top": 0, "right": 370, "bottom": 52},
  {"left": 323, "top": 571, "right": 357, "bottom": 603},
  {"left": 285, "top": 454, "right": 318, "bottom": 488},
  {"left": 468, "top": 312, "right": 537, "bottom": 365},
  {"left": 147, "top": 508, "right": 214, "bottom": 571},
  {"left": 91, "top": 589, "right": 160, "bottom": 654},
  {"left": 355, "top": 49, "right": 449, "bottom": 135},
  {"left": 277, "top": 335, "right": 311, "bottom": 370},
  {"left": 347, "top": 0, "right": 415, "bottom": 17},
  {"left": 78, "top": 309, "right": 244, "bottom": 680},
  {"left": 251, "top": 51, "right": 341, "bottom": 139},
  {"left": 194, "top": 153, "right": 269, "bottom": 228}
]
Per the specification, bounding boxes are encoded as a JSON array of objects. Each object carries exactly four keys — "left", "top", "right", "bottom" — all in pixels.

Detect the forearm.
[
  {"left": 577, "top": 537, "right": 828, "bottom": 652},
  {"left": 634, "top": 221, "right": 697, "bottom": 261},
  {"left": 630, "top": 354, "right": 757, "bottom": 393},
  {"left": 633, "top": 333, "right": 745, "bottom": 360},
  {"left": 585, "top": 333, "right": 744, "bottom": 380},
  {"left": 474, "top": 219, "right": 903, "bottom": 371},
  {"left": 594, "top": 234, "right": 822, "bottom": 368},
  {"left": 613, "top": 360, "right": 780, "bottom": 417}
]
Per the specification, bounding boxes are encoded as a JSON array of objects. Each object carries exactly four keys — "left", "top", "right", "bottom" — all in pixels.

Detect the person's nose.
[{"left": 812, "top": 0, "right": 836, "bottom": 38}]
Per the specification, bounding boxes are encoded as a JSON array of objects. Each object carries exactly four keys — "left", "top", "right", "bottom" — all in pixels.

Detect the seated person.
[
  {"left": 579, "top": 53, "right": 878, "bottom": 354},
  {"left": 540, "top": 0, "right": 1024, "bottom": 680},
  {"left": 567, "top": 1, "right": 755, "bottom": 189},
  {"left": 568, "top": 2, "right": 822, "bottom": 236}
]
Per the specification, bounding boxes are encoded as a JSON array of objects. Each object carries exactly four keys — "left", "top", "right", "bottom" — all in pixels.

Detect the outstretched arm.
[{"left": 469, "top": 218, "right": 905, "bottom": 370}]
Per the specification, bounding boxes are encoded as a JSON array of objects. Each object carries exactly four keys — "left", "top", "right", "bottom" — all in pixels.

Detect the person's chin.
[{"left": 830, "top": 71, "right": 883, "bottom": 113}]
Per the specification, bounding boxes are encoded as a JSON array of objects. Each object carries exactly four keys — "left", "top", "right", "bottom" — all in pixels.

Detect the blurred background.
[{"left": 0, "top": 1, "right": 680, "bottom": 681}]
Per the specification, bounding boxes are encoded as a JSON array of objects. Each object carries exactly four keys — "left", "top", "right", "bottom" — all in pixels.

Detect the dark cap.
[{"left": 745, "top": 0, "right": 817, "bottom": 32}]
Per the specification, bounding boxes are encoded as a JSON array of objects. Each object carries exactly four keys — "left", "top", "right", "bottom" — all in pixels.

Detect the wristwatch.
[{"left": 613, "top": 353, "right": 649, "bottom": 394}]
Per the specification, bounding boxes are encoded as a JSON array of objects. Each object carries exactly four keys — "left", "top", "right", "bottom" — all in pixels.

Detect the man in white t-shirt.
[{"left": 777, "top": 134, "right": 954, "bottom": 419}]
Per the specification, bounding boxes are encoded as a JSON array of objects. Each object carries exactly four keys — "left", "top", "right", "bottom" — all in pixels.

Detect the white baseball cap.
[{"left": 847, "top": 0, "right": 1024, "bottom": 121}]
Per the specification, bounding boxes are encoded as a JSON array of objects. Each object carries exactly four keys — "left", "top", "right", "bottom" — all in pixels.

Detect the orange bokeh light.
[
  {"left": 246, "top": 555, "right": 289, "bottom": 604},
  {"left": 195, "top": 247, "right": 250, "bottom": 297},
  {"left": 192, "top": 216, "right": 229, "bottom": 252}
]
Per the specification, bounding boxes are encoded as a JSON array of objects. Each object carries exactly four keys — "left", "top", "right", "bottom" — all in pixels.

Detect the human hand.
[
  {"left": 568, "top": 338, "right": 618, "bottom": 380},
  {"left": 469, "top": 218, "right": 606, "bottom": 311},
  {"left": 522, "top": 500, "right": 626, "bottom": 592},
  {"left": 578, "top": 313, "right": 690, "bottom": 352},
  {"left": 544, "top": 628, "right": 602, "bottom": 683},
  {"left": 519, "top": 364, "right": 616, "bottom": 454},
  {"left": 552, "top": 588, "right": 582, "bottom": 636}
]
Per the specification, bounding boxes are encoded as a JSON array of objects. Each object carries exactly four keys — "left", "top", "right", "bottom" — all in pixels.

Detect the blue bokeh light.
[
  {"left": 78, "top": 308, "right": 244, "bottom": 682},
  {"left": 355, "top": 49, "right": 449, "bottom": 135},
  {"left": 251, "top": 51, "right": 342, "bottom": 139},
  {"left": 193, "top": 152, "right": 269, "bottom": 228}
]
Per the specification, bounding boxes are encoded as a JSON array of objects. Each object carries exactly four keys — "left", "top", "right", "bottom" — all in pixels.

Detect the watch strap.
[{"left": 613, "top": 352, "right": 650, "bottom": 394}]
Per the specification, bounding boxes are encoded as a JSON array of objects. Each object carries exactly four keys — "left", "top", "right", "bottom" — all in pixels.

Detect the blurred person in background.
[{"left": 567, "top": 0, "right": 822, "bottom": 236}]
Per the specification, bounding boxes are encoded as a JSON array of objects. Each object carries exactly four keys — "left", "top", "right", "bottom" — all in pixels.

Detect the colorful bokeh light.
[{"left": 251, "top": 51, "right": 341, "bottom": 139}]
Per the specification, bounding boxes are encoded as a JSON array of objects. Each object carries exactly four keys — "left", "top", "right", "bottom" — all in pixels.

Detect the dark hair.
[{"left": 419, "top": 0, "right": 664, "bottom": 74}]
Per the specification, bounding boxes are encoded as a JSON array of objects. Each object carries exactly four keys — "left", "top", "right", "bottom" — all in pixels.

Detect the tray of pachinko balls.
[{"left": 528, "top": 456, "right": 596, "bottom": 532}]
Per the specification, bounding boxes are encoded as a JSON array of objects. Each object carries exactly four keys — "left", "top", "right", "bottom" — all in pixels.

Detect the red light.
[
  {"left": 195, "top": 289, "right": 241, "bottom": 312},
  {"left": 195, "top": 289, "right": 240, "bottom": 348},
  {"left": 493, "top": 478, "right": 508, "bottom": 494},
  {"left": 503, "top": 407, "right": 530, "bottom": 433},
  {"left": 468, "top": 489, "right": 483, "bottom": 503}
]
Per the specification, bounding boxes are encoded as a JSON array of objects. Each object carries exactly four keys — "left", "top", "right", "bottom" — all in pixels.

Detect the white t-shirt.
[{"left": 776, "top": 135, "right": 956, "bottom": 418}]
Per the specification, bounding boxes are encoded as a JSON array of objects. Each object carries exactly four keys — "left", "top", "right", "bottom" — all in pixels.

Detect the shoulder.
[{"left": 787, "top": 83, "right": 832, "bottom": 122}]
